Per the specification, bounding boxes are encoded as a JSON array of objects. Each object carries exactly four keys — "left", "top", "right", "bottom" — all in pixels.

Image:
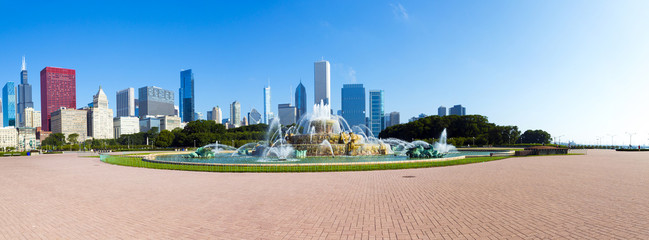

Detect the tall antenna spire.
[{"left": 21, "top": 56, "right": 26, "bottom": 71}]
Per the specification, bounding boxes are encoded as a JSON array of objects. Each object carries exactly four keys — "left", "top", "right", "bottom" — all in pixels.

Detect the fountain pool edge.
[{"left": 100, "top": 153, "right": 510, "bottom": 172}]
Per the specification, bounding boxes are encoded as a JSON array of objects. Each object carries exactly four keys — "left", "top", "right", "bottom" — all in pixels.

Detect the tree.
[
  {"left": 42, "top": 133, "right": 66, "bottom": 147},
  {"left": 67, "top": 133, "right": 79, "bottom": 145},
  {"left": 520, "top": 130, "right": 551, "bottom": 144},
  {"left": 156, "top": 130, "right": 174, "bottom": 147}
]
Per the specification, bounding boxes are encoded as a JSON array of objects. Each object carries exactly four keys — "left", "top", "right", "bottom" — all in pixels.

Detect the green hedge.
[{"left": 100, "top": 155, "right": 508, "bottom": 172}]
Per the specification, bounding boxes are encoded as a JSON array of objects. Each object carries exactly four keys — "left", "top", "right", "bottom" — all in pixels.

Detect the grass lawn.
[{"left": 100, "top": 154, "right": 509, "bottom": 172}]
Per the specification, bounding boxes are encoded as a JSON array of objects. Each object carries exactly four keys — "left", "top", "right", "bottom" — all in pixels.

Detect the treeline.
[
  {"left": 42, "top": 120, "right": 268, "bottom": 150},
  {"left": 118, "top": 121, "right": 267, "bottom": 148},
  {"left": 379, "top": 115, "right": 550, "bottom": 146}
]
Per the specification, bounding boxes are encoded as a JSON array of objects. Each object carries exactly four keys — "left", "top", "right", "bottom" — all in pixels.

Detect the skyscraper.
[
  {"left": 263, "top": 85, "right": 271, "bottom": 124},
  {"left": 18, "top": 56, "right": 34, "bottom": 127},
  {"left": 87, "top": 86, "right": 114, "bottom": 139},
  {"left": 438, "top": 106, "right": 447, "bottom": 116},
  {"left": 116, "top": 88, "right": 135, "bottom": 117},
  {"left": 314, "top": 60, "right": 331, "bottom": 105},
  {"left": 449, "top": 104, "right": 466, "bottom": 116},
  {"left": 40, "top": 67, "right": 76, "bottom": 131},
  {"left": 209, "top": 106, "right": 222, "bottom": 124},
  {"left": 230, "top": 101, "right": 241, "bottom": 127},
  {"left": 3, "top": 82, "right": 16, "bottom": 127},
  {"left": 179, "top": 69, "right": 195, "bottom": 122},
  {"left": 369, "top": 90, "right": 384, "bottom": 136},
  {"left": 138, "top": 86, "right": 174, "bottom": 118},
  {"left": 388, "top": 111, "right": 400, "bottom": 127},
  {"left": 248, "top": 108, "right": 262, "bottom": 125},
  {"left": 341, "top": 84, "right": 366, "bottom": 127},
  {"left": 277, "top": 103, "right": 297, "bottom": 126},
  {"left": 295, "top": 81, "right": 307, "bottom": 121}
]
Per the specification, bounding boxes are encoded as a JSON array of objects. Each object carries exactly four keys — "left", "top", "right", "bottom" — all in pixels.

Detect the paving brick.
[{"left": 0, "top": 150, "right": 648, "bottom": 239}]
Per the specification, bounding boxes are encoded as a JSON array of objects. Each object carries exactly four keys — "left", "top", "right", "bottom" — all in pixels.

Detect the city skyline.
[{"left": 1, "top": 1, "right": 648, "bottom": 145}]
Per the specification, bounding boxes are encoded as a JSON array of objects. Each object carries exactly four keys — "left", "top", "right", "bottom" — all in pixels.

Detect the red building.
[{"left": 40, "top": 67, "right": 76, "bottom": 131}]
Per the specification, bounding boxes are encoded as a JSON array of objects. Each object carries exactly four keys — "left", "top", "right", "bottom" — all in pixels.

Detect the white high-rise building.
[
  {"left": 159, "top": 115, "right": 181, "bottom": 131},
  {"left": 116, "top": 88, "right": 135, "bottom": 117},
  {"left": 230, "top": 101, "right": 241, "bottom": 127},
  {"left": 314, "top": 60, "right": 331, "bottom": 105},
  {"left": 210, "top": 106, "right": 222, "bottom": 124},
  {"left": 88, "top": 86, "right": 114, "bottom": 139},
  {"left": 23, "top": 107, "right": 41, "bottom": 128},
  {"left": 113, "top": 116, "right": 140, "bottom": 138},
  {"left": 263, "top": 86, "right": 271, "bottom": 124}
]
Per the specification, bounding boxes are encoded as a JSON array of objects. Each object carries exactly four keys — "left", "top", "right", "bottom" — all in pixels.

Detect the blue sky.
[{"left": 0, "top": 0, "right": 648, "bottom": 145}]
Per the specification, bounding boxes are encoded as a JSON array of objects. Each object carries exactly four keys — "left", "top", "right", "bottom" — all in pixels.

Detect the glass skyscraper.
[
  {"left": 3, "top": 82, "right": 16, "bottom": 127},
  {"left": 18, "top": 56, "right": 34, "bottom": 127},
  {"left": 438, "top": 106, "right": 447, "bottom": 116},
  {"left": 295, "top": 81, "right": 307, "bottom": 121},
  {"left": 449, "top": 104, "right": 466, "bottom": 116},
  {"left": 230, "top": 101, "right": 241, "bottom": 127},
  {"left": 179, "top": 69, "right": 195, "bottom": 122},
  {"left": 369, "top": 90, "right": 384, "bottom": 136},
  {"left": 138, "top": 86, "right": 175, "bottom": 118},
  {"left": 341, "top": 84, "right": 366, "bottom": 127},
  {"left": 263, "top": 86, "right": 271, "bottom": 124}
]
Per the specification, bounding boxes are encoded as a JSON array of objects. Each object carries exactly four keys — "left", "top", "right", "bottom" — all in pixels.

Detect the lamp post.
[
  {"left": 626, "top": 132, "right": 636, "bottom": 148},
  {"left": 607, "top": 134, "right": 615, "bottom": 149}
]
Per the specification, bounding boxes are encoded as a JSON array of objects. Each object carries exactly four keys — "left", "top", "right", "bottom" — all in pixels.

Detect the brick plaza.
[{"left": 1, "top": 150, "right": 648, "bottom": 239}]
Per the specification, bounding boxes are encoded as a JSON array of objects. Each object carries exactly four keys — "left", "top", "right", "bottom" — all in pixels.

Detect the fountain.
[
  {"left": 187, "top": 101, "right": 460, "bottom": 162},
  {"left": 188, "top": 141, "right": 237, "bottom": 158}
]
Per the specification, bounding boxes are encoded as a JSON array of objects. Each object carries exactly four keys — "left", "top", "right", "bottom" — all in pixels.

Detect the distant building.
[
  {"left": 295, "top": 81, "right": 307, "bottom": 121},
  {"left": 0, "top": 127, "right": 18, "bottom": 150},
  {"left": 40, "top": 67, "right": 76, "bottom": 131},
  {"left": 51, "top": 107, "right": 87, "bottom": 141},
  {"left": 384, "top": 115, "right": 391, "bottom": 129},
  {"left": 138, "top": 86, "right": 174, "bottom": 118},
  {"left": 116, "top": 88, "right": 136, "bottom": 117},
  {"left": 179, "top": 69, "right": 195, "bottom": 122},
  {"left": 87, "top": 86, "right": 114, "bottom": 139},
  {"left": 409, "top": 113, "right": 428, "bottom": 122},
  {"left": 230, "top": 101, "right": 241, "bottom": 127},
  {"left": 17, "top": 127, "right": 37, "bottom": 151},
  {"left": 341, "top": 84, "right": 365, "bottom": 127},
  {"left": 113, "top": 117, "right": 139, "bottom": 138},
  {"left": 208, "top": 106, "right": 222, "bottom": 124},
  {"left": 242, "top": 116, "right": 248, "bottom": 126},
  {"left": 18, "top": 56, "right": 34, "bottom": 128},
  {"left": 134, "top": 99, "right": 139, "bottom": 116},
  {"left": 23, "top": 107, "right": 41, "bottom": 128},
  {"left": 387, "top": 112, "right": 400, "bottom": 127},
  {"left": 437, "top": 106, "right": 447, "bottom": 117},
  {"left": 35, "top": 127, "right": 50, "bottom": 141},
  {"left": 314, "top": 60, "right": 331, "bottom": 105},
  {"left": 369, "top": 90, "right": 384, "bottom": 136},
  {"left": 278, "top": 103, "right": 297, "bottom": 126},
  {"left": 193, "top": 112, "right": 203, "bottom": 121},
  {"left": 449, "top": 104, "right": 466, "bottom": 116},
  {"left": 248, "top": 108, "right": 262, "bottom": 125},
  {"left": 263, "top": 85, "right": 271, "bottom": 124},
  {"left": 159, "top": 115, "right": 181, "bottom": 131},
  {"left": 139, "top": 117, "right": 161, "bottom": 133},
  {"left": 3, "top": 82, "right": 16, "bottom": 127}
]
